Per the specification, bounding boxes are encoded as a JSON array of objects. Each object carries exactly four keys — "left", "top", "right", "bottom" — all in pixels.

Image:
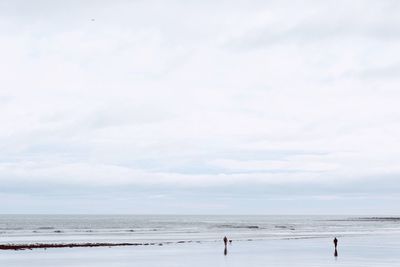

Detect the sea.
[{"left": 1, "top": 215, "right": 400, "bottom": 245}]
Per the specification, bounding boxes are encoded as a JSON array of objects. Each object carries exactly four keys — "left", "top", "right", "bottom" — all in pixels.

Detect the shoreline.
[{"left": 0, "top": 232, "right": 394, "bottom": 251}]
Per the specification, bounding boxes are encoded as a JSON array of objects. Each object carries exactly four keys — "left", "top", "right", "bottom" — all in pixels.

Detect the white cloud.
[{"left": 1, "top": 0, "right": 400, "bottom": 193}]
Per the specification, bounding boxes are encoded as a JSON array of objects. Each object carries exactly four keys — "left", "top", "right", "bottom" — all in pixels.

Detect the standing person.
[
  {"left": 333, "top": 237, "right": 338, "bottom": 257},
  {"left": 223, "top": 236, "right": 228, "bottom": 255}
]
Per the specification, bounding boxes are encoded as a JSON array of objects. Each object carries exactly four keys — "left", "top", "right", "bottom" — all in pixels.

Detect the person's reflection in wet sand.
[
  {"left": 224, "top": 247, "right": 228, "bottom": 255},
  {"left": 334, "top": 248, "right": 338, "bottom": 258}
]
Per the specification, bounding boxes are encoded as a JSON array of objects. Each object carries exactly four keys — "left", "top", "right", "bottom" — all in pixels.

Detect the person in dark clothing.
[
  {"left": 333, "top": 237, "right": 338, "bottom": 249},
  {"left": 223, "top": 236, "right": 228, "bottom": 255},
  {"left": 333, "top": 237, "right": 338, "bottom": 257}
]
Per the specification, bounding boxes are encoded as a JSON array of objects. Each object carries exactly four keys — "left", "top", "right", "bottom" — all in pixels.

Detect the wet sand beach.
[{"left": 1, "top": 234, "right": 399, "bottom": 267}]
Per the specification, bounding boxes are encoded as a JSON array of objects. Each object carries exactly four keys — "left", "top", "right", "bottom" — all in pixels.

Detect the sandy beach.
[{"left": 1, "top": 234, "right": 399, "bottom": 267}]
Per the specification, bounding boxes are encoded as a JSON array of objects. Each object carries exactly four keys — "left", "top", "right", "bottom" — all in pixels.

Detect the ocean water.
[{"left": 1, "top": 215, "right": 400, "bottom": 245}]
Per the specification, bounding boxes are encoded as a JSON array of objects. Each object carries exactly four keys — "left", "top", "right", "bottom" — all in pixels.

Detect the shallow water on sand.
[{"left": 1, "top": 235, "right": 399, "bottom": 267}]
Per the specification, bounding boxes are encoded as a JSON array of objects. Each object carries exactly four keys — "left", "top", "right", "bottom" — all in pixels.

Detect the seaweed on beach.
[
  {"left": 0, "top": 243, "right": 140, "bottom": 250},
  {"left": 0, "top": 240, "right": 197, "bottom": 251}
]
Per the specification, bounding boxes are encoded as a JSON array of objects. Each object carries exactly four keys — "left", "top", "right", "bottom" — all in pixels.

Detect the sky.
[{"left": 1, "top": 0, "right": 400, "bottom": 214}]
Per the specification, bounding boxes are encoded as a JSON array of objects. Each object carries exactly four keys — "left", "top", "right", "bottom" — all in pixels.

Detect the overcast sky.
[{"left": 1, "top": 0, "right": 400, "bottom": 214}]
